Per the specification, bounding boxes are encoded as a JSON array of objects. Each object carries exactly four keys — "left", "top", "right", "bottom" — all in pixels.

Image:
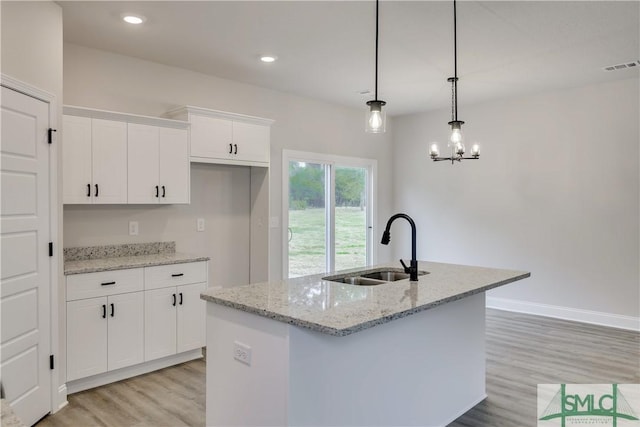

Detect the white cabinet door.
[
  {"left": 128, "top": 123, "right": 160, "bottom": 204},
  {"left": 189, "top": 114, "right": 232, "bottom": 160},
  {"left": 176, "top": 283, "right": 206, "bottom": 353},
  {"left": 107, "top": 292, "right": 144, "bottom": 371},
  {"left": 67, "top": 297, "right": 108, "bottom": 381},
  {"left": 62, "top": 115, "right": 92, "bottom": 204},
  {"left": 232, "top": 121, "right": 270, "bottom": 164},
  {"left": 91, "top": 119, "right": 127, "bottom": 204},
  {"left": 159, "top": 127, "right": 189, "bottom": 204},
  {"left": 144, "top": 287, "right": 177, "bottom": 361}
]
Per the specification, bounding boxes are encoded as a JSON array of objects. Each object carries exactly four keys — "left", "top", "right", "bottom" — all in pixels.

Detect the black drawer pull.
[
  {"left": 179, "top": 292, "right": 183, "bottom": 305},
  {"left": 171, "top": 273, "right": 184, "bottom": 277},
  {"left": 101, "top": 281, "right": 116, "bottom": 286},
  {"left": 95, "top": 184, "right": 99, "bottom": 197},
  {"left": 87, "top": 183, "right": 91, "bottom": 197},
  {"left": 110, "top": 303, "right": 115, "bottom": 317},
  {"left": 155, "top": 185, "right": 159, "bottom": 198},
  {"left": 162, "top": 185, "right": 166, "bottom": 198},
  {"left": 234, "top": 143, "right": 238, "bottom": 155},
  {"left": 102, "top": 304, "right": 106, "bottom": 319},
  {"left": 229, "top": 143, "right": 233, "bottom": 154},
  {"left": 172, "top": 293, "right": 177, "bottom": 306}
]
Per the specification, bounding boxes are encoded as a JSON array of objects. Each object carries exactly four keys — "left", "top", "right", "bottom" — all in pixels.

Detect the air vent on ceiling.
[{"left": 603, "top": 61, "right": 640, "bottom": 72}]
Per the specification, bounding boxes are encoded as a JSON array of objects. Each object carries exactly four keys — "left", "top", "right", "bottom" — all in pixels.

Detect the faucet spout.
[{"left": 380, "top": 213, "right": 419, "bottom": 281}]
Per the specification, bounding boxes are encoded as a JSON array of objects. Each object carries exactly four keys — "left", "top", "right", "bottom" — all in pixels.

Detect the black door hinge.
[
  {"left": 48, "top": 128, "right": 57, "bottom": 144},
  {"left": 49, "top": 242, "right": 53, "bottom": 257},
  {"left": 50, "top": 355, "right": 54, "bottom": 370}
]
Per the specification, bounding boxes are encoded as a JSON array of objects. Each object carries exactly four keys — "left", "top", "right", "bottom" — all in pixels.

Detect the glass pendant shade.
[{"left": 366, "top": 100, "right": 386, "bottom": 133}]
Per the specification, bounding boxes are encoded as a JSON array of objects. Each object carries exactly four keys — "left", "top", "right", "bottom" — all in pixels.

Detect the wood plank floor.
[{"left": 37, "top": 309, "right": 639, "bottom": 427}]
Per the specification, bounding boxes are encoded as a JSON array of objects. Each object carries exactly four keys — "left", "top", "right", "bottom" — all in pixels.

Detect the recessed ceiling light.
[
  {"left": 122, "top": 14, "right": 145, "bottom": 25},
  {"left": 260, "top": 56, "right": 277, "bottom": 63}
]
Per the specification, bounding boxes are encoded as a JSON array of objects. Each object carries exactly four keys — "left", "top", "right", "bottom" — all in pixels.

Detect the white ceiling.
[{"left": 60, "top": 1, "right": 639, "bottom": 116}]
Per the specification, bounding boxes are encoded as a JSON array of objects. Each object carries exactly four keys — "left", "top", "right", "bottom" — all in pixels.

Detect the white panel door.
[
  {"left": 176, "top": 282, "right": 206, "bottom": 353},
  {"left": 0, "top": 86, "right": 52, "bottom": 425},
  {"left": 62, "top": 115, "right": 92, "bottom": 204},
  {"left": 144, "top": 287, "right": 177, "bottom": 361},
  {"left": 232, "top": 121, "right": 269, "bottom": 164},
  {"left": 189, "top": 114, "right": 232, "bottom": 160},
  {"left": 128, "top": 123, "right": 159, "bottom": 204},
  {"left": 91, "top": 119, "right": 127, "bottom": 204},
  {"left": 159, "top": 127, "right": 189, "bottom": 204},
  {"left": 107, "top": 292, "right": 144, "bottom": 371},
  {"left": 66, "top": 297, "right": 108, "bottom": 381}
]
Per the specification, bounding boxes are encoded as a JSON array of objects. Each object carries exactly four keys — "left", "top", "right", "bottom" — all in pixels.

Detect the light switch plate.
[
  {"left": 129, "top": 221, "right": 139, "bottom": 236},
  {"left": 197, "top": 218, "right": 205, "bottom": 232}
]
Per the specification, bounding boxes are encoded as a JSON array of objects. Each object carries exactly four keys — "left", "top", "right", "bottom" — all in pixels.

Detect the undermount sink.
[{"left": 322, "top": 268, "right": 429, "bottom": 286}]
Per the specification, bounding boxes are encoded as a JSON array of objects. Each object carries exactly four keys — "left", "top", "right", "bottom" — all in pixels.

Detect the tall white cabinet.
[{"left": 62, "top": 106, "right": 190, "bottom": 205}]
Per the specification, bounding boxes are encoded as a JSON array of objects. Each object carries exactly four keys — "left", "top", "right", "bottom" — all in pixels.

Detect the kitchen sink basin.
[
  {"left": 322, "top": 268, "right": 429, "bottom": 286},
  {"left": 327, "top": 276, "right": 386, "bottom": 286}
]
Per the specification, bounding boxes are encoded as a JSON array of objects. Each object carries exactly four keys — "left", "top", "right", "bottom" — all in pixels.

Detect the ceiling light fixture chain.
[
  {"left": 365, "top": 0, "right": 387, "bottom": 133},
  {"left": 430, "top": 0, "right": 481, "bottom": 164}
]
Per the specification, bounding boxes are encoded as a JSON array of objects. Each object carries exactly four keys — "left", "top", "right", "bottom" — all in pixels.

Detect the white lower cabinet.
[
  {"left": 66, "top": 260, "right": 208, "bottom": 391},
  {"left": 145, "top": 282, "right": 206, "bottom": 361},
  {"left": 66, "top": 292, "right": 143, "bottom": 382}
]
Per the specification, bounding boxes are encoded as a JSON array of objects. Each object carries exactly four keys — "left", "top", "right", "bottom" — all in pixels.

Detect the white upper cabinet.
[
  {"left": 63, "top": 106, "right": 190, "bottom": 205},
  {"left": 63, "top": 115, "right": 127, "bottom": 204},
  {"left": 168, "top": 106, "right": 273, "bottom": 167},
  {"left": 128, "top": 123, "right": 189, "bottom": 204}
]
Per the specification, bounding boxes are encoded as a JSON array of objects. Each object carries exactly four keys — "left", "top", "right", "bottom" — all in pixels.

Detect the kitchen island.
[{"left": 201, "top": 261, "right": 529, "bottom": 426}]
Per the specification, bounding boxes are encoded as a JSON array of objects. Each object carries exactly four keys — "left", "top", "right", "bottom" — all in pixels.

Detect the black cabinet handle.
[
  {"left": 171, "top": 273, "right": 184, "bottom": 277},
  {"left": 110, "top": 303, "right": 114, "bottom": 317},
  {"left": 102, "top": 304, "right": 106, "bottom": 319},
  {"left": 172, "top": 293, "right": 176, "bottom": 306},
  {"left": 155, "top": 185, "right": 159, "bottom": 198},
  {"left": 234, "top": 143, "right": 238, "bottom": 155},
  {"left": 101, "top": 281, "right": 116, "bottom": 286},
  {"left": 87, "top": 183, "right": 91, "bottom": 197},
  {"left": 95, "top": 184, "right": 99, "bottom": 197},
  {"left": 229, "top": 143, "right": 233, "bottom": 154},
  {"left": 179, "top": 292, "right": 183, "bottom": 305},
  {"left": 162, "top": 185, "right": 166, "bottom": 198}
]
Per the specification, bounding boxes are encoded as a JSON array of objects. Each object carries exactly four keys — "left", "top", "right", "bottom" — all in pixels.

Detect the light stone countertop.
[
  {"left": 64, "top": 252, "right": 209, "bottom": 275},
  {"left": 201, "top": 261, "right": 530, "bottom": 336}
]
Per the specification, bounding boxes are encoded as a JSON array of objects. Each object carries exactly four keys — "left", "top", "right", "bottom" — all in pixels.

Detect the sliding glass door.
[{"left": 284, "top": 151, "right": 376, "bottom": 278}]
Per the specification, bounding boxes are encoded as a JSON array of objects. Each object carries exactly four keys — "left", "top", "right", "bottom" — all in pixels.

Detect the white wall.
[
  {"left": 62, "top": 43, "right": 394, "bottom": 282},
  {"left": 1, "top": 0, "right": 66, "bottom": 409},
  {"left": 392, "top": 78, "right": 639, "bottom": 323}
]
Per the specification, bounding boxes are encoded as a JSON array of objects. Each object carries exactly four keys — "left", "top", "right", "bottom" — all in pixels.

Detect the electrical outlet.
[
  {"left": 197, "top": 218, "right": 205, "bottom": 232},
  {"left": 233, "top": 341, "right": 252, "bottom": 366},
  {"left": 269, "top": 216, "right": 279, "bottom": 228},
  {"left": 129, "top": 221, "right": 139, "bottom": 236}
]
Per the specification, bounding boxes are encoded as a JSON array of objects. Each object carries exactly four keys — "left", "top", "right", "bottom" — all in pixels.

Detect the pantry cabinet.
[
  {"left": 167, "top": 106, "right": 273, "bottom": 167},
  {"left": 62, "top": 116, "right": 128, "bottom": 204},
  {"left": 127, "top": 123, "right": 189, "bottom": 204}
]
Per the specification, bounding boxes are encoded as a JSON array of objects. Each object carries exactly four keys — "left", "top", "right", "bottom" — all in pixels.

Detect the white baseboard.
[
  {"left": 487, "top": 297, "right": 640, "bottom": 332},
  {"left": 67, "top": 349, "right": 203, "bottom": 394}
]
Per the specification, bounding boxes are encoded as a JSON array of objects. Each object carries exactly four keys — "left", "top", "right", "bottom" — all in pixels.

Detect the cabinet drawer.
[
  {"left": 144, "top": 261, "right": 207, "bottom": 290},
  {"left": 67, "top": 268, "right": 144, "bottom": 301}
]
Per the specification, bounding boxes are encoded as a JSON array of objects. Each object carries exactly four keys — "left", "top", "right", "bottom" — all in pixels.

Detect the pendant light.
[
  {"left": 430, "top": 0, "right": 480, "bottom": 163},
  {"left": 366, "top": 0, "right": 386, "bottom": 133}
]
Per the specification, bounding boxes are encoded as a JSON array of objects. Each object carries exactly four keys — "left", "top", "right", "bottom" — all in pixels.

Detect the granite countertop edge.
[
  {"left": 201, "top": 266, "right": 531, "bottom": 336},
  {"left": 64, "top": 254, "right": 210, "bottom": 275}
]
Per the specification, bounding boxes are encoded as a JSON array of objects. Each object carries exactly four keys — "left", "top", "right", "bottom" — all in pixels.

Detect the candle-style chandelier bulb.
[
  {"left": 449, "top": 123, "right": 463, "bottom": 144},
  {"left": 471, "top": 144, "right": 480, "bottom": 157},
  {"left": 429, "top": 143, "right": 440, "bottom": 158}
]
